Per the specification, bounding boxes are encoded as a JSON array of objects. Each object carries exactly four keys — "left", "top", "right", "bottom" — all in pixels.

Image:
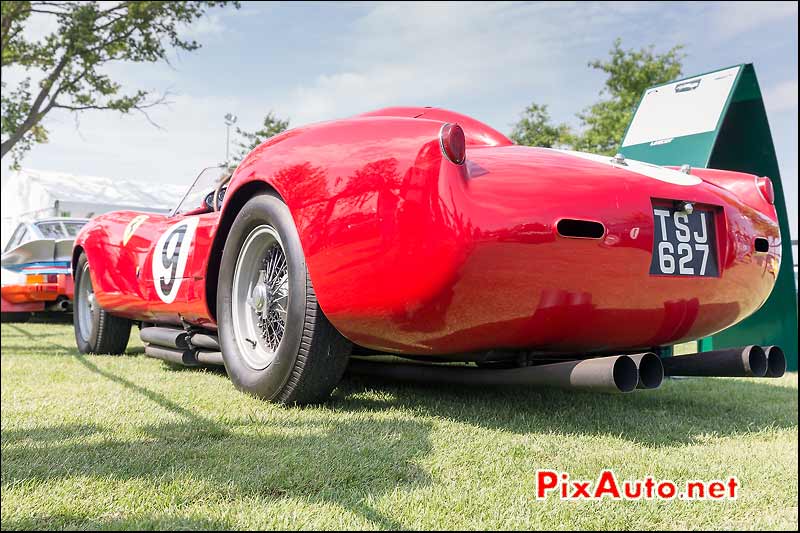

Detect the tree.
[
  {"left": 573, "top": 39, "right": 684, "bottom": 155},
  {"left": 510, "top": 39, "right": 684, "bottom": 155},
  {"left": 233, "top": 111, "right": 289, "bottom": 162},
  {"left": 509, "top": 103, "right": 571, "bottom": 148},
  {"left": 1, "top": 1, "right": 239, "bottom": 166}
]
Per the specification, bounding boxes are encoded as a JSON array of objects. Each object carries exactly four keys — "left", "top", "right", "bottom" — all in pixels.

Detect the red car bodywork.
[{"left": 73, "top": 107, "right": 781, "bottom": 356}]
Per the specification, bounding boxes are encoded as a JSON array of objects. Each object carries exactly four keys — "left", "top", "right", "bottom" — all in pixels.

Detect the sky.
[{"left": 4, "top": 1, "right": 799, "bottom": 238}]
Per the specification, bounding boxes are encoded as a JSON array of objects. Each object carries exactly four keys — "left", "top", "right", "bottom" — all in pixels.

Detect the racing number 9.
[
  {"left": 152, "top": 217, "right": 200, "bottom": 303},
  {"left": 159, "top": 226, "right": 186, "bottom": 296}
]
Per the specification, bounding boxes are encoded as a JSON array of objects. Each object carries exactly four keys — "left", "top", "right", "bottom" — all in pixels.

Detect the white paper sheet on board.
[{"left": 621, "top": 66, "right": 741, "bottom": 147}]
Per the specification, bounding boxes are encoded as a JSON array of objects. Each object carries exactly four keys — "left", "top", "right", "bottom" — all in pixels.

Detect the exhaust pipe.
[
  {"left": 628, "top": 352, "right": 664, "bottom": 389},
  {"left": 144, "top": 344, "right": 199, "bottom": 366},
  {"left": 763, "top": 346, "right": 786, "bottom": 378},
  {"left": 190, "top": 333, "right": 220, "bottom": 351},
  {"left": 141, "top": 328, "right": 224, "bottom": 366},
  {"left": 140, "top": 327, "right": 189, "bottom": 350},
  {"left": 662, "top": 345, "right": 767, "bottom": 378},
  {"left": 46, "top": 298, "right": 72, "bottom": 312},
  {"left": 195, "top": 350, "right": 224, "bottom": 366},
  {"left": 347, "top": 354, "right": 639, "bottom": 393}
]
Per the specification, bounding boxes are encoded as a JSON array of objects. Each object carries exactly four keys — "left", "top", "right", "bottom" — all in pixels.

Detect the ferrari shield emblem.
[{"left": 122, "top": 215, "right": 149, "bottom": 246}]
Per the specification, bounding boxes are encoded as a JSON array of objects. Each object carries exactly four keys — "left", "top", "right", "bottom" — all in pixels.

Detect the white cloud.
[
  {"left": 278, "top": 2, "right": 632, "bottom": 127},
  {"left": 711, "top": 1, "right": 798, "bottom": 40}
]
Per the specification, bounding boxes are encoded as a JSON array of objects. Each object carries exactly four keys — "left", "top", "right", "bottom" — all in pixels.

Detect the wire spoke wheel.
[
  {"left": 232, "top": 224, "right": 289, "bottom": 370},
  {"left": 218, "top": 193, "right": 351, "bottom": 403}
]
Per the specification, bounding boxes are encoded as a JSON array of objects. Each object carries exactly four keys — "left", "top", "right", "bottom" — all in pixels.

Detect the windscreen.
[
  {"left": 35, "top": 222, "right": 64, "bottom": 239},
  {"left": 34, "top": 220, "right": 87, "bottom": 239},
  {"left": 61, "top": 222, "right": 86, "bottom": 237},
  {"left": 172, "top": 166, "right": 230, "bottom": 215}
]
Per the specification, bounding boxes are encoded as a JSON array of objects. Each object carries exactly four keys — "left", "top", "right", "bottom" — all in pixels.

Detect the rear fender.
[
  {"left": 676, "top": 167, "right": 778, "bottom": 221},
  {"left": 219, "top": 117, "right": 472, "bottom": 343}
]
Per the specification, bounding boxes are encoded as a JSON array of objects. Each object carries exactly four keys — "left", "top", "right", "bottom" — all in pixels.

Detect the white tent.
[{"left": 1, "top": 168, "right": 185, "bottom": 249}]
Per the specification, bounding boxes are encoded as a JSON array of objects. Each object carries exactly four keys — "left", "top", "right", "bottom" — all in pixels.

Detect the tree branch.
[
  {"left": 27, "top": 8, "right": 69, "bottom": 16},
  {"left": 0, "top": 51, "right": 71, "bottom": 159},
  {"left": 1, "top": 2, "right": 31, "bottom": 54},
  {"left": 50, "top": 91, "right": 171, "bottom": 130}
]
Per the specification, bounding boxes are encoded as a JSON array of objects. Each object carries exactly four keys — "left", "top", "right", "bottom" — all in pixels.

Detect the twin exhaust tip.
[
  {"left": 586, "top": 353, "right": 663, "bottom": 393},
  {"left": 662, "top": 344, "right": 786, "bottom": 379}
]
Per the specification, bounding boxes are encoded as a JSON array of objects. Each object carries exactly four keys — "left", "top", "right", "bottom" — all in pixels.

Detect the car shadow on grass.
[
  {"left": 2, "top": 352, "right": 428, "bottom": 530},
  {"left": 332, "top": 370, "right": 797, "bottom": 448}
]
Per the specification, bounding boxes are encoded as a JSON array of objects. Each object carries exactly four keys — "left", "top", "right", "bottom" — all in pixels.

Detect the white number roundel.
[{"left": 152, "top": 217, "right": 199, "bottom": 303}]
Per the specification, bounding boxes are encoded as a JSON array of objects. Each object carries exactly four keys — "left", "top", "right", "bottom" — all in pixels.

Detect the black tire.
[
  {"left": 1, "top": 312, "right": 31, "bottom": 323},
  {"left": 73, "top": 253, "right": 132, "bottom": 354},
  {"left": 217, "top": 192, "right": 351, "bottom": 404}
]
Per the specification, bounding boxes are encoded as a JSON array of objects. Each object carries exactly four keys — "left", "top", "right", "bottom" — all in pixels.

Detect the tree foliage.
[
  {"left": 511, "top": 39, "right": 684, "bottom": 155},
  {"left": 509, "top": 103, "right": 571, "bottom": 148},
  {"left": 234, "top": 111, "right": 289, "bottom": 162},
  {"left": 572, "top": 38, "right": 684, "bottom": 155},
  {"left": 1, "top": 1, "right": 239, "bottom": 166}
]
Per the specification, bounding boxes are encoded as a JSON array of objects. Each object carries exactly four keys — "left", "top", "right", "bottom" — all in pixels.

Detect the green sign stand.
[{"left": 618, "top": 63, "right": 798, "bottom": 370}]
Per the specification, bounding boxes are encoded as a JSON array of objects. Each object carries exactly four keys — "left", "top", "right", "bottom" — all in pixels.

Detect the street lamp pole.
[{"left": 224, "top": 113, "right": 238, "bottom": 165}]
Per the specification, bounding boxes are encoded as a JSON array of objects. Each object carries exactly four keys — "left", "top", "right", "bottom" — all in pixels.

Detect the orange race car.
[{"left": 1, "top": 218, "right": 88, "bottom": 322}]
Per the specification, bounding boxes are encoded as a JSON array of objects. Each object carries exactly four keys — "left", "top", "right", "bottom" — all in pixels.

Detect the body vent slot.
[
  {"left": 754, "top": 238, "right": 769, "bottom": 253},
  {"left": 556, "top": 219, "right": 605, "bottom": 239}
]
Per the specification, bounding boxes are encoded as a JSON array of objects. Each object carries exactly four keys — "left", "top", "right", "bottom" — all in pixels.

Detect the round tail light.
[
  {"left": 756, "top": 176, "right": 775, "bottom": 205},
  {"left": 439, "top": 123, "right": 466, "bottom": 165}
]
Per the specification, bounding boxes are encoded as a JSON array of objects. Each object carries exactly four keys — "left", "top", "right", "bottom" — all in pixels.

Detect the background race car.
[{"left": 1, "top": 218, "right": 88, "bottom": 322}]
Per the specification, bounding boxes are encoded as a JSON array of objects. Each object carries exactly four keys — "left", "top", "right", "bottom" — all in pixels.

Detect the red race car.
[{"left": 72, "top": 107, "right": 783, "bottom": 402}]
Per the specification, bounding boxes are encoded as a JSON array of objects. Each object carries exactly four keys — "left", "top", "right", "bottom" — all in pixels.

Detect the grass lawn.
[{"left": 1, "top": 321, "right": 797, "bottom": 530}]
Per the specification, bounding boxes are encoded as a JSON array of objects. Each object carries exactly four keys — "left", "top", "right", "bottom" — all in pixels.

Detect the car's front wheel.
[
  {"left": 73, "top": 253, "right": 132, "bottom": 354},
  {"left": 217, "top": 193, "right": 351, "bottom": 404}
]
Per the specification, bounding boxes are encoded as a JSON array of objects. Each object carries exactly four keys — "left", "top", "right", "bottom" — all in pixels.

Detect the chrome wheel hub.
[
  {"left": 232, "top": 225, "right": 289, "bottom": 370},
  {"left": 249, "top": 282, "right": 268, "bottom": 312}
]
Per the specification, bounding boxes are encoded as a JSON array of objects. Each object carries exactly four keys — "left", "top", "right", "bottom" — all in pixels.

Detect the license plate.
[{"left": 650, "top": 204, "right": 718, "bottom": 277}]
